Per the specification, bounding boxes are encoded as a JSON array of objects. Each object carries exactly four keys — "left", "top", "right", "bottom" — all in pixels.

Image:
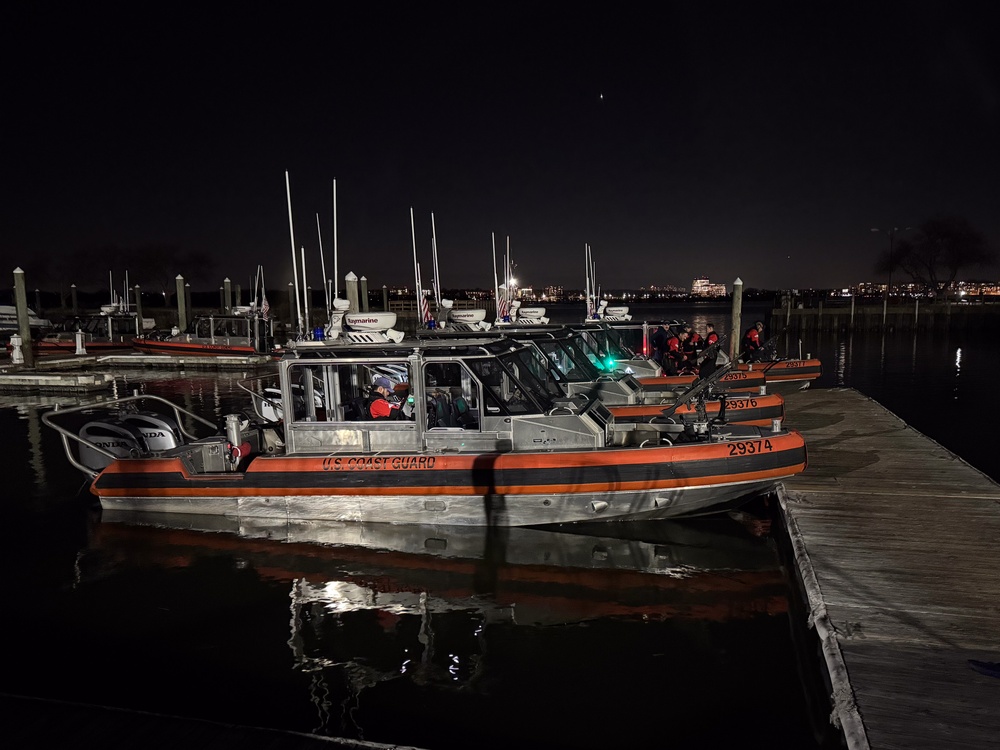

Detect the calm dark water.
[{"left": 10, "top": 302, "right": 991, "bottom": 749}]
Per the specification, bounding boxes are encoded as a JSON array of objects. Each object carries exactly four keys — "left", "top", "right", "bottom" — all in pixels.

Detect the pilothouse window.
[
  {"left": 423, "top": 361, "right": 480, "bottom": 430},
  {"left": 468, "top": 352, "right": 552, "bottom": 415}
]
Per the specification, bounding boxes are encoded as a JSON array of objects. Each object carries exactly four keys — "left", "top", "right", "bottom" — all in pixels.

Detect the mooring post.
[
  {"left": 223, "top": 278, "right": 232, "bottom": 313},
  {"left": 71, "top": 283, "right": 78, "bottom": 315},
  {"left": 175, "top": 274, "right": 187, "bottom": 331},
  {"left": 134, "top": 285, "right": 143, "bottom": 336},
  {"left": 730, "top": 277, "right": 743, "bottom": 361},
  {"left": 346, "top": 272, "right": 360, "bottom": 314},
  {"left": 13, "top": 267, "right": 35, "bottom": 368},
  {"left": 360, "top": 276, "right": 369, "bottom": 312},
  {"left": 382, "top": 285, "right": 389, "bottom": 312}
]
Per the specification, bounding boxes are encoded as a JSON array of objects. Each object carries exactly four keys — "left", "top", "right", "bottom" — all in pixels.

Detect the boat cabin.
[
  {"left": 244, "top": 339, "right": 613, "bottom": 455},
  {"left": 56, "top": 312, "right": 148, "bottom": 340},
  {"left": 182, "top": 312, "right": 275, "bottom": 351}
]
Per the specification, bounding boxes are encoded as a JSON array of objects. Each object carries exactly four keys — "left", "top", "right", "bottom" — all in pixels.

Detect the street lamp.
[{"left": 871, "top": 226, "right": 911, "bottom": 328}]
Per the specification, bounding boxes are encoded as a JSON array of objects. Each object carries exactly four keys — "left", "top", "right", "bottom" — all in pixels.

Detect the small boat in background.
[
  {"left": 32, "top": 304, "right": 154, "bottom": 354},
  {"left": 0, "top": 305, "right": 51, "bottom": 337},
  {"left": 131, "top": 307, "right": 277, "bottom": 357}
]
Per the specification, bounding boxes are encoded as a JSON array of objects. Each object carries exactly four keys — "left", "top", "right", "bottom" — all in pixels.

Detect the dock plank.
[{"left": 779, "top": 388, "right": 1000, "bottom": 749}]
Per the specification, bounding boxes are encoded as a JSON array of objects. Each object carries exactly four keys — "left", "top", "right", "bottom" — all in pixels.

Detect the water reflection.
[{"left": 61, "top": 512, "right": 796, "bottom": 747}]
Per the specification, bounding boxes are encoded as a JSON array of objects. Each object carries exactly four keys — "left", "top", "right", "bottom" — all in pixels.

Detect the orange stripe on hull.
[
  {"left": 92, "top": 430, "right": 807, "bottom": 499},
  {"left": 94, "top": 463, "right": 807, "bottom": 499}
]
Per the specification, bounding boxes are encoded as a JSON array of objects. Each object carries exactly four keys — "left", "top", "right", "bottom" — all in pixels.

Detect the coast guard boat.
[
  {"left": 31, "top": 304, "right": 154, "bottom": 354},
  {"left": 420, "top": 326, "right": 785, "bottom": 427},
  {"left": 43, "top": 338, "right": 807, "bottom": 526},
  {"left": 0, "top": 305, "right": 51, "bottom": 337},
  {"left": 132, "top": 306, "right": 277, "bottom": 357}
]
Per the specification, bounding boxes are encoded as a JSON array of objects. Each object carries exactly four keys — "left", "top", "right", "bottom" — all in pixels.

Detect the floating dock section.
[{"left": 779, "top": 388, "right": 1000, "bottom": 749}]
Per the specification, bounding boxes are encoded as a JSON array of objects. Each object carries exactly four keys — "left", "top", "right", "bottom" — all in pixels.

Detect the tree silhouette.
[{"left": 876, "top": 216, "right": 994, "bottom": 296}]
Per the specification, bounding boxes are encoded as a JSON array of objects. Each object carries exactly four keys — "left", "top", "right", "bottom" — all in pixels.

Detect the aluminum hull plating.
[{"left": 90, "top": 431, "right": 807, "bottom": 526}]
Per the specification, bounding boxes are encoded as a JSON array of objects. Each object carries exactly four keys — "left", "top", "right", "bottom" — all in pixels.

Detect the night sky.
[{"left": 5, "top": 3, "right": 999, "bottom": 296}]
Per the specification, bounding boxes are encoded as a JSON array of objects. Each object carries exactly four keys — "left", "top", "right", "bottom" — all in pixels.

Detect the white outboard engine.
[
  {"left": 78, "top": 420, "right": 147, "bottom": 471},
  {"left": 121, "top": 412, "right": 184, "bottom": 452}
]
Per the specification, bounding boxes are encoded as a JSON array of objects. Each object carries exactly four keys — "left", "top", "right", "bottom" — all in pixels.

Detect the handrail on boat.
[
  {"left": 236, "top": 372, "right": 283, "bottom": 424},
  {"left": 41, "top": 394, "right": 221, "bottom": 479}
]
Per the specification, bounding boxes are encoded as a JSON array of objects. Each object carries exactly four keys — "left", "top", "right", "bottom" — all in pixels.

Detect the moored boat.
[
  {"left": 638, "top": 368, "right": 768, "bottom": 395},
  {"left": 580, "top": 320, "right": 822, "bottom": 391},
  {"left": 30, "top": 308, "right": 154, "bottom": 354},
  {"left": 0, "top": 304, "right": 52, "bottom": 337},
  {"left": 420, "top": 326, "right": 781, "bottom": 426},
  {"left": 736, "top": 357, "right": 823, "bottom": 390},
  {"left": 43, "top": 337, "right": 807, "bottom": 526},
  {"left": 131, "top": 307, "right": 277, "bottom": 357},
  {"left": 608, "top": 393, "right": 784, "bottom": 428}
]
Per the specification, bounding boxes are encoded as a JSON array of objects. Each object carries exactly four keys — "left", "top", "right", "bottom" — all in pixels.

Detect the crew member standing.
[
  {"left": 649, "top": 324, "right": 671, "bottom": 367},
  {"left": 683, "top": 324, "right": 702, "bottom": 358},
  {"left": 663, "top": 330, "right": 690, "bottom": 375},
  {"left": 704, "top": 323, "right": 719, "bottom": 348},
  {"left": 742, "top": 321, "right": 766, "bottom": 362}
]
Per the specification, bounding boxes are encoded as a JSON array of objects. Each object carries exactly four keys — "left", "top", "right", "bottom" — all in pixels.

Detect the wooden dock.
[
  {"left": 779, "top": 388, "right": 1000, "bottom": 749},
  {"left": 0, "top": 352, "right": 274, "bottom": 392}
]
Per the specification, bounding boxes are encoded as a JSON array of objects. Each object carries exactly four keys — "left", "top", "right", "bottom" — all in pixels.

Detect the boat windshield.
[
  {"left": 214, "top": 317, "right": 249, "bottom": 337},
  {"left": 568, "top": 329, "right": 622, "bottom": 373},
  {"left": 530, "top": 336, "right": 603, "bottom": 382},
  {"left": 467, "top": 349, "right": 557, "bottom": 415},
  {"left": 599, "top": 325, "right": 641, "bottom": 359}
]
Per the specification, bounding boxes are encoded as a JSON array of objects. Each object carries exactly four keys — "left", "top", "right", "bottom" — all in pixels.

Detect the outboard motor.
[
  {"left": 78, "top": 419, "right": 148, "bottom": 471},
  {"left": 121, "top": 411, "right": 184, "bottom": 452}
]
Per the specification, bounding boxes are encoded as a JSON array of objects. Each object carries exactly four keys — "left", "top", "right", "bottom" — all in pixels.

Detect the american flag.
[
  {"left": 497, "top": 293, "right": 509, "bottom": 321},
  {"left": 260, "top": 293, "right": 270, "bottom": 320},
  {"left": 420, "top": 294, "right": 433, "bottom": 325}
]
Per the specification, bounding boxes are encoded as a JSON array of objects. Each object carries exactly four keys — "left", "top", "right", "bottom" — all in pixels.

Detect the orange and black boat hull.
[
  {"left": 609, "top": 393, "right": 784, "bottom": 427},
  {"left": 132, "top": 339, "right": 259, "bottom": 357},
  {"left": 90, "top": 430, "right": 807, "bottom": 526},
  {"left": 639, "top": 369, "right": 768, "bottom": 394},
  {"left": 738, "top": 358, "right": 822, "bottom": 383}
]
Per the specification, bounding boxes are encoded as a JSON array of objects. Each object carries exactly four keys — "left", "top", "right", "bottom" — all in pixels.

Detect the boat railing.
[
  {"left": 42, "top": 394, "right": 220, "bottom": 479},
  {"left": 237, "top": 373, "right": 284, "bottom": 424}
]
